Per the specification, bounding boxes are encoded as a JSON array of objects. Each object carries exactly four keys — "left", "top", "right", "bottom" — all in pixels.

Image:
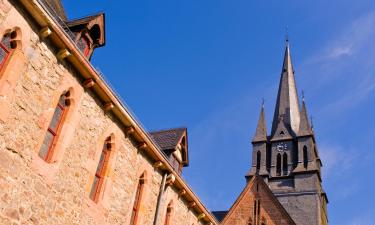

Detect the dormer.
[
  {"left": 67, "top": 13, "right": 106, "bottom": 60},
  {"left": 149, "top": 128, "right": 189, "bottom": 174}
]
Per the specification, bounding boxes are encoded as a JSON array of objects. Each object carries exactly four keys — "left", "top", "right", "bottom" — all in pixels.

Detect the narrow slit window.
[
  {"left": 38, "top": 91, "right": 70, "bottom": 162},
  {"left": 130, "top": 173, "right": 146, "bottom": 225},
  {"left": 283, "top": 153, "right": 288, "bottom": 175},
  {"left": 89, "top": 136, "right": 112, "bottom": 202},
  {"left": 164, "top": 201, "right": 173, "bottom": 225},
  {"left": 303, "top": 146, "right": 308, "bottom": 169},
  {"left": 256, "top": 151, "right": 261, "bottom": 174},
  {"left": 276, "top": 153, "right": 281, "bottom": 176}
]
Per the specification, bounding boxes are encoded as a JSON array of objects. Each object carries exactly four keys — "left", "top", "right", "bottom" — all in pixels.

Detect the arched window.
[
  {"left": 130, "top": 173, "right": 146, "bottom": 225},
  {"left": 164, "top": 201, "right": 173, "bottom": 225},
  {"left": 283, "top": 153, "right": 288, "bottom": 175},
  {"left": 0, "top": 30, "right": 17, "bottom": 71},
  {"left": 89, "top": 136, "right": 113, "bottom": 202},
  {"left": 38, "top": 91, "right": 71, "bottom": 161},
  {"left": 256, "top": 151, "right": 261, "bottom": 174},
  {"left": 76, "top": 34, "right": 90, "bottom": 57},
  {"left": 303, "top": 145, "right": 308, "bottom": 169},
  {"left": 276, "top": 153, "right": 281, "bottom": 176}
]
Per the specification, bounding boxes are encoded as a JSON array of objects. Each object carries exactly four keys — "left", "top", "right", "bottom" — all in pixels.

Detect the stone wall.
[{"left": 0, "top": 1, "right": 207, "bottom": 224}]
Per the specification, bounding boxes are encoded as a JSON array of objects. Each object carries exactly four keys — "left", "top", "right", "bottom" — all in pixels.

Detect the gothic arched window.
[
  {"left": 283, "top": 153, "right": 288, "bottom": 175},
  {"left": 0, "top": 30, "right": 17, "bottom": 72},
  {"left": 276, "top": 153, "right": 281, "bottom": 176},
  {"left": 164, "top": 201, "right": 173, "bottom": 225},
  {"left": 38, "top": 91, "right": 71, "bottom": 162},
  {"left": 89, "top": 136, "right": 113, "bottom": 202},
  {"left": 130, "top": 173, "right": 146, "bottom": 225},
  {"left": 303, "top": 145, "right": 308, "bottom": 169},
  {"left": 256, "top": 151, "right": 261, "bottom": 173}
]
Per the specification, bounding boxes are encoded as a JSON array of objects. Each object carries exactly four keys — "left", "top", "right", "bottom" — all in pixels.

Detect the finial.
[
  {"left": 285, "top": 26, "right": 289, "bottom": 43},
  {"left": 261, "top": 98, "right": 265, "bottom": 108},
  {"left": 301, "top": 90, "right": 305, "bottom": 102}
]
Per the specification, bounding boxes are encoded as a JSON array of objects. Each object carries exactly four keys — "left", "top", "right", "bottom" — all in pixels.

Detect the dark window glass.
[
  {"left": 38, "top": 131, "right": 54, "bottom": 159},
  {"left": 164, "top": 203, "right": 173, "bottom": 225},
  {"left": 77, "top": 35, "right": 90, "bottom": 56},
  {"left": 0, "top": 33, "right": 12, "bottom": 69},
  {"left": 38, "top": 92, "right": 69, "bottom": 162},
  {"left": 49, "top": 106, "right": 63, "bottom": 133},
  {"left": 303, "top": 146, "right": 308, "bottom": 168},
  {"left": 283, "top": 153, "right": 288, "bottom": 175},
  {"left": 130, "top": 174, "right": 145, "bottom": 225},
  {"left": 90, "top": 137, "right": 112, "bottom": 202},
  {"left": 276, "top": 154, "right": 281, "bottom": 176},
  {"left": 256, "top": 151, "right": 261, "bottom": 173}
]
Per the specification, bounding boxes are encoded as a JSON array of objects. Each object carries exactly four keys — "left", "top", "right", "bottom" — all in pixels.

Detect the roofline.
[{"left": 17, "top": 1, "right": 217, "bottom": 224}]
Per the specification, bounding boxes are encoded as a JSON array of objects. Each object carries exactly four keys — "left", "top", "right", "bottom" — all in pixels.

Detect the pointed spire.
[
  {"left": 253, "top": 101, "right": 267, "bottom": 142},
  {"left": 271, "top": 41, "right": 301, "bottom": 138},
  {"left": 298, "top": 98, "right": 313, "bottom": 136}
]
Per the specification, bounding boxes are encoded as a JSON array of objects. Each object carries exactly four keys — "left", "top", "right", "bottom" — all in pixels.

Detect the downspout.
[{"left": 153, "top": 172, "right": 168, "bottom": 225}]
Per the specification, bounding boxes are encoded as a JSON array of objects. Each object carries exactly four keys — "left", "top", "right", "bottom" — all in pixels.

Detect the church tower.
[{"left": 247, "top": 41, "right": 328, "bottom": 225}]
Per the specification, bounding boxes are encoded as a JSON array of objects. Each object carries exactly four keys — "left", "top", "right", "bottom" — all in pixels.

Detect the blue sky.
[{"left": 63, "top": 1, "right": 375, "bottom": 224}]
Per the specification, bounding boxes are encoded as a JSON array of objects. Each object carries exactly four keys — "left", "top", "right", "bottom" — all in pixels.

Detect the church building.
[
  {"left": 0, "top": 0, "right": 328, "bottom": 224},
  {"left": 212, "top": 42, "right": 328, "bottom": 225}
]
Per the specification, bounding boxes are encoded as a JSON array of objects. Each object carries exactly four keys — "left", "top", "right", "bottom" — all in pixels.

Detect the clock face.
[{"left": 277, "top": 142, "right": 288, "bottom": 152}]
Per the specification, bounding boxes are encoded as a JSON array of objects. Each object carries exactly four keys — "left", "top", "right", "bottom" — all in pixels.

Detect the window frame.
[
  {"left": 89, "top": 137, "right": 112, "bottom": 202},
  {"left": 38, "top": 92, "right": 69, "bottom": 162},
  {"left": 130, "top": 174, "right": 146, "bottom": 225},
  {"left": 164, "top": 202, "right": 173, "bottom": 225}
]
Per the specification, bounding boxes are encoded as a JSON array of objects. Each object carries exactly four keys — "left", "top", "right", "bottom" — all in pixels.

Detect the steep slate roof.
[
  {"left": 271, "top": 41, "right": 301, "bottom": 138},
  {"left": 211, "top": 211, "right": 228, "bottom": 222},
  {"left": 298, "top": 100, "right": 313, "bottom": 136},
  {"left": 39, "top": 0, "right": 67, "bottom": 21},
  {"left": 252, "top": 104, "right": 267, "bottom": 142},
  {"left": 149, "top": 128, "right": 186, "bottom": 150}
]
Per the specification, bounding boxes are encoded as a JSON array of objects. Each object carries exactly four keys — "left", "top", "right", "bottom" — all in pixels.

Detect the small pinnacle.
[
  {"left": 310, "top": 116, "right": 314, "bottom": 129},
  {"left": 262, "top": 98, "right": 265, "bottom": 108}
]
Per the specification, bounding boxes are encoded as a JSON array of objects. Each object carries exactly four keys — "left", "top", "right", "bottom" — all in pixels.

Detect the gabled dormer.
[
  {"left": 67, "top": 13, "right": 106, "bottom": 60},
  {"left": 149, "top": 128, "right": 189, "bottom": 174}
]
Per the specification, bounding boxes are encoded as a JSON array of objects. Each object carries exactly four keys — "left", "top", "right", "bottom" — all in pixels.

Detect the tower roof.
[
  {"left": 271, "top": 41, "right": 300, "bottom": 138},
  {"left": 252, "top": 103, "right": 267, "bottom": 143},
  {"left": 298, "top": 99, "right": 313, "bottom": 136}
]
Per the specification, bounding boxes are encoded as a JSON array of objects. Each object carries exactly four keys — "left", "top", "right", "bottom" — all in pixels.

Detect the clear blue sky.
[{"left": 64, "top": 1, "right": 375, "bottom": 224}]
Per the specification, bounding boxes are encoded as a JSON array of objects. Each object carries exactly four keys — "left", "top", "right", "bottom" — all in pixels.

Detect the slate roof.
[
  {"left": 39, "top": 0, "right": 67, "bottom": 21},
  {"left": 271, "top": 41, "right": 301, "bottom": 137},
  {"left": 298, "top": 100, "right": 313, "bottom": 136},
  {"left": 149, "top": 128, "right": 186, "bottom": 151},
  {"left": 211, "top": 211, "right": 228, "bottom": 222},
  {"left": 252, "top": 104, "right": 267, "bottom": 143}
]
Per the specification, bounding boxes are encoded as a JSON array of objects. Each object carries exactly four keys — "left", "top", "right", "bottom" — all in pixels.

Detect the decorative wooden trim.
[
  {"left": 39, "top": 27, "right": 52, "bottom": 38},
  {"left": 153, "top": 161, "right": 164, "bottom": 169},
  {"left": 125, "top": 126, "right": 135, "bottom": 136},
  {"left": 57, "top": 49, "right": 71, "bottom": 60},
  {"left": 103, "top": 102, "right": 114, "bottom": 111},
  {"left": 178, "top": 189, "right": 186, "bottom": 197},
  {"left": 197, "top": 213, "right": 206, "bottom": 221},
  {"left": 138, "top": 142, "right": 147, "bottom": 150},
  {"left": 188, "top": 202, "right": 196, "bottom": 209},
  {"left": 83, "top": 78, "right": 95, "bottom": 88},
  {"left": 166, "top": 174, "right": 175, "bottom": 186}
]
